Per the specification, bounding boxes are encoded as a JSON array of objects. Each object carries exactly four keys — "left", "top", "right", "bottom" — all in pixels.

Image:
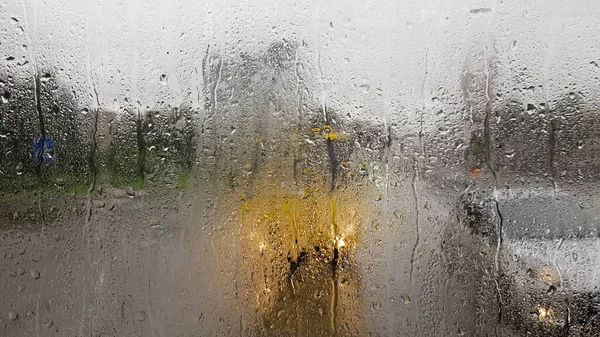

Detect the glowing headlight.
[{"left": 337, "top": 237, "right": 345, "bottom": 249}]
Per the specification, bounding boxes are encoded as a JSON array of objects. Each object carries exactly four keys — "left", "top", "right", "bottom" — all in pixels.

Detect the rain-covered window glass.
[{"left": 1, "top": 0, "right": 599, "bottom": 336}]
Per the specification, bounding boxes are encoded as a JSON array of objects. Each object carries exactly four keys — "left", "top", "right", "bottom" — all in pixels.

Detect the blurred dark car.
[{"left": 464, "top": 186, "right": 600, "bottom": 336}]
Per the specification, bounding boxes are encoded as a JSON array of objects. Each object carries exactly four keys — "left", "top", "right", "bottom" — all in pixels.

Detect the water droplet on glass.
[
  {"left": 30, "top": 270, "right": 40, "bottom": 279},
  {"left": 40, "top": 73, "right": 51, "bottom": 82},
  {"left": 577, "top": 140, "right": 584, "bottom": 149},
  {"left": 81, "top": 107, "right": 89, "bottom": 115},
  {"left": 136, "top": 310, "right": 146, "bottom": 322},
  {"left": 160, "top": 74, "right": 167, "bottom": 84},
  {"left": 53, "top": 178, "right": 66, "bottom": 187},
  {"left": 125, "top": 187, "right": 135, "bottom": 197},
  {"left": 7, "top": 312, "right": 17, "bottom": 321},
  {"left": 1, "top": 92, "right": 10, "bottom": 104},
  {"left": 569, "top": 92, "right": 576, "bottom": 100},
  {"left": 526, "top": 103, "right": 536, "bottom": 114},
  {"left": 526, "top": 87, "right": 538, "bottom": 95},
  {"left": 504, "top": 150, "right": 515, "bottom": 158},
  {"left": 15, "top": 162, "right": 23, "bottom": 175},
  {"left": 21, "top": 45, "right": 27, "bottom": 52}
]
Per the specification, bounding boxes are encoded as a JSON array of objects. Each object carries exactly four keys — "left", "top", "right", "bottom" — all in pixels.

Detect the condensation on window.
[{"left": 1, "top": 0, "right": 599, "bottom": 336}]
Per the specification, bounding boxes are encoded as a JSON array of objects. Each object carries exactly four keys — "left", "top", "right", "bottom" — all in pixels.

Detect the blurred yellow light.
[
  {"left": 538, "top": 307, "right": 547, "bottom": 318},
  {"left": 536, "top": 306, "right": 554, "bottom": 322}
]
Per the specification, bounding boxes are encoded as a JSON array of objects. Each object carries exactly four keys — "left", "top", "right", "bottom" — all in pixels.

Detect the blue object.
[{"left": 33, "top": 137, "right": 55, "bottom": 162}]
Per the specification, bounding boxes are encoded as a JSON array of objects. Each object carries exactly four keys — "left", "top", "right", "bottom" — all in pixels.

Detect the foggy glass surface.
[{"left": 1, "top": 1, "right": 599, "bottom": 336}]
